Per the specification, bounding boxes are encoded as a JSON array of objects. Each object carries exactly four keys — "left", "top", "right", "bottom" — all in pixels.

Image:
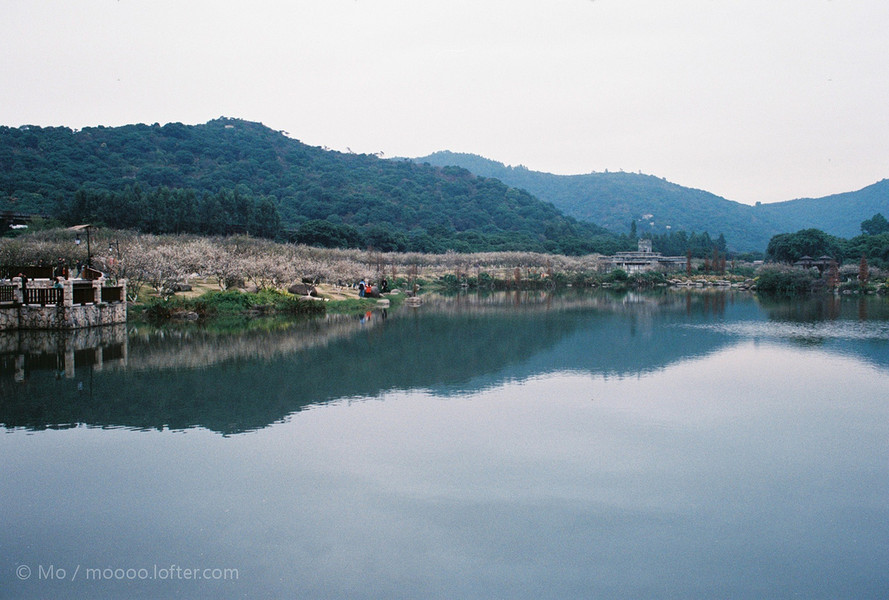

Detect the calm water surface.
[{"left": 2, "top": 291, "right": 888, "bottom": 599}]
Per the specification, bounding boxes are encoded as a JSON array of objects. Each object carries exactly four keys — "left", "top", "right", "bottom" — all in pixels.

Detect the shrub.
[
  {"left": 438, "top": 273, "right": 461, "bottom": 289},
  {"left": 755, "top": 266, "right": 820, "bottom": 295},
  {"left": 629, "top": 271, "right": 667, "bottom": 288},
  {"left": 477, "top": 271, "right": 495, "bottom": 288},
  {"left": 606, "top": 269, "right": 629, "bottom": 283},
  {"left": 201, "top": 289, "right": 255, "bottom": 311},
  {"left": 274, "top": 296, "right": 326, "bottom": 315},
  {"left": 141, "top": 297, "right": 215, "bottom": 322},
  {"left": 142, "top": 300, "right": 172, "bottom": 321},
  {"left": 570, "top": 271, "right": 599, "bottom": 287}
]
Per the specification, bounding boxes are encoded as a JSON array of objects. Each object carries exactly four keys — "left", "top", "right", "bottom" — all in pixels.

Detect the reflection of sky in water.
[
  {"left": 3, "top": 342, "right": 887, "bottom": 599},
  {"left": 3, "top": 292, "right": 889, "bottom": 599}
]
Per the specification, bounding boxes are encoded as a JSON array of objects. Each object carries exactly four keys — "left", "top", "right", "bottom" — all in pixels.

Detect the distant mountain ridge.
[
  {"left": 755, "top": 182, "right": 889, "bottom": 240},
  {"left": 3, "top": 119, "right": 885, "bottom": 253},
  {"left": 410, "top": 151, "right": 889, "bottom": 252}
]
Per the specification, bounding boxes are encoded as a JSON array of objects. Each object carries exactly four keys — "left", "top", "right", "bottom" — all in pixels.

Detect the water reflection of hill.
[
  {"left": 745, "top": 295, "right": 889, "bottom": 368},
  {"left": 1, "top": 291, "right": 885, "bottom": 434}
]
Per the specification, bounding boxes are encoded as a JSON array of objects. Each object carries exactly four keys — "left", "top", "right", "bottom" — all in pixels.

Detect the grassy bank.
[
  {"left": 136, "top": 288, "right": 326, "bottom": 323},
  {"left": 133, "top": 286, "right": 405, "bottom": 325}
]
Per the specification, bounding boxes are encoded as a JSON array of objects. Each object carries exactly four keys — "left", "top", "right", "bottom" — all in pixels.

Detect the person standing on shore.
[{"left": 55, "top": 257, "right": 67, "bottom": 279}]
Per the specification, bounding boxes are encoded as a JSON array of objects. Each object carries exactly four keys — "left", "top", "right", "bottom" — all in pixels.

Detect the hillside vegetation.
[
  {"left": 756, "top": 182, "right": 889, "bottom": 240},
  {"left": 412, "top": 151, "right": 889, "bottom": 252},
  {"left": 0, "top": 119, "right": 619, "bottom": 255}
]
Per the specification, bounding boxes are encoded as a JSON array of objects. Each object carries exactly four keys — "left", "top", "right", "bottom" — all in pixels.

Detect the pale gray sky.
[{"left": 3, "top": 0, "right": 888, "bottom": 204}]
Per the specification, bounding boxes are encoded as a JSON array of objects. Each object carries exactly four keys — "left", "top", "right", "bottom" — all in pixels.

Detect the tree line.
[
  {"left": 63, "top": 186, "right": 282, "bottom": 238},
  {"left": 765, "top": 213, "right": 889, "bottom": 268},
  {"left": 644, "top": 229, "right": 728, "bottom": 258}
]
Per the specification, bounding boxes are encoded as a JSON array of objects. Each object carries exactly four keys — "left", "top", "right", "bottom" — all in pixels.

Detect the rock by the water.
[
  {"left": 288, "top": 282, "right": 317, "bottom": 296},
  {"left": 173, "top": 311, "right": 200, "bottom": 320}
]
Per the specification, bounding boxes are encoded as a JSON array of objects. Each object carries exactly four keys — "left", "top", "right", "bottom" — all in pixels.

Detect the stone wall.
[
  {"left": 0, "top": 302, "right": 127, "bottom": 331},
  {"left": 1, "top": 323, "right": 128, "bottom": 380},
  {"left": 0, "top": 277, "right": 127, "bottom": 331}
]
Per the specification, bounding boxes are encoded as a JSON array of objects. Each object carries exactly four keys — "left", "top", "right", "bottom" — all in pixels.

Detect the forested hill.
[
  {"left": 754, "top": 180, "right": 889, "bottom": 240},
  {"left": 411, "top": 152, "right": 772, "bottom": 250},
  {"left": 0, "top": 119, "right": 617, "bottom": 254},
  {"left": 412, "top": 151, "right": 889, "bottom": 252}
]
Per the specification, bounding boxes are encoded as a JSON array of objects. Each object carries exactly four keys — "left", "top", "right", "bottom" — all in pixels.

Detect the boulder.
[{"left": 288, "top": 282, "right": 317, "bottom": 296}]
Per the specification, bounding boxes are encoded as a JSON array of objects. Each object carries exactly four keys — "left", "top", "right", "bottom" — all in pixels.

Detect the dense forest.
[
  {"left": 1, "top": 118, "right": 624, "bottom": 254},
  {"left": 412, "top": 151, "right": 889, "bottom": 252},
  {"left": 64, "top": 187, "right": 282, "bottom": 238}
]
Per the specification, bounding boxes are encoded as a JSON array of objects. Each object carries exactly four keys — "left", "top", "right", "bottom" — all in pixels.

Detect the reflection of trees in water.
[
  {"left": 759, "top": 294, "right": 889, "bottom": 323},
  {"left": 418, "top": 289, "right": 697, "bottom": 315},
  {"left": 0, "top": 290, "right": 771, "bottom": 435},
  {"left": 111, "top": 291, "right": 714, "bottom": 374},
  {"left": 1, "top": 290, "right": 745, "bottom": 380},
  {"left": 1, "top": 302, "right": 596, "bottom": 434},
  {"left": 124, "top": 313, "right": 381, "bottom": 372},
  {"left": 0, "top": 314, "right": 378, "bottom": 381}
]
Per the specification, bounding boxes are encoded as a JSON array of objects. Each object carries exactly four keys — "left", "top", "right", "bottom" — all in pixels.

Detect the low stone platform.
[{"left": 0, "top": 277, "right": 127, "bottom": 331}]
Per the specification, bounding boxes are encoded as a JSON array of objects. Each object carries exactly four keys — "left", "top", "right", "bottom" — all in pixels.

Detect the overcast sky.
[{"left": 3, "top": 0, "right": 888, "bottom": 204}]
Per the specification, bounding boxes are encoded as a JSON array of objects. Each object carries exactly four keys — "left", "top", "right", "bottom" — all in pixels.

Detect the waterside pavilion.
[{"left": 0, "top": 268, "right": 126, "bottom": 331}]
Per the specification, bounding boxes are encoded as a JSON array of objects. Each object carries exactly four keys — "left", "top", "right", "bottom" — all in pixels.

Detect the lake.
[{"left": 2, "top": 290, "right": 888, "bottom": 599}]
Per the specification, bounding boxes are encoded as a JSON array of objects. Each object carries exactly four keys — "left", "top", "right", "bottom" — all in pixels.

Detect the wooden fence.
[
  {"left": 72, "top": 284, "right": 95, "bottom": 305},
  {"left": 0, "top": 282, "right": 125, "bottom": 306},
  {"left": 23, "top": 288, "right": 63, "bottom": 306},
  {"left": 101, "top": 286, "right": 124, "bottom": 303}
]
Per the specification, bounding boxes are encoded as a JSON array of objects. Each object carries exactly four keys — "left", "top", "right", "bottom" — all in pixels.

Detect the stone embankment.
[{"left": 0, "top": 277, "right": 127, "bottom": 331}]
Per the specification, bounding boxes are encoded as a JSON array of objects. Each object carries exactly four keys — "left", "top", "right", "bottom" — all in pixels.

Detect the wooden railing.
[
  {"left": 72, "top": 284, "right": 95, "bottom": 305},
  {"left": 24, "top": 288, "right": 63, "bottom": 306},
  {"left": 0, "top": 281, "right": 124, "bottom": 306},
  {"left": 84, "top": 267, "right": 104, "bottom": 281},
  {"left": 101, "top": 286, "right": 124, "bottom": 303}
]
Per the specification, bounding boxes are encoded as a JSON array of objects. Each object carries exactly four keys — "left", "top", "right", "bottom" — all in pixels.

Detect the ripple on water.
[{"left": 682, "top": 319, "right": 889, "bottom": 342}]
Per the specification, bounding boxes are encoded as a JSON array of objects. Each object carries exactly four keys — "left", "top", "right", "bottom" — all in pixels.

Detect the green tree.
[
  {"left": 295, "top": 220, "right": 361, "bottom": 248},
  {"left": 766, "top": 229, "right": 845, "bottom": 263},
  {"left": 254, "top": 196, "right": 281, "bottom": 239},
  {"left": 200, "top": 194, "right": 227, "bottom": 235},
  {"left": 362, "top": 225, "right": 408, "bottom": 252},
  {"left": 861, "top": 213, "right": 889, "bottom": 236}
]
